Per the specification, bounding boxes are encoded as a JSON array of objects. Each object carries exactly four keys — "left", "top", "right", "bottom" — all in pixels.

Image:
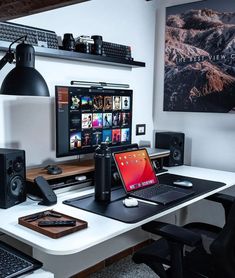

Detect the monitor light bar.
[{"left": 70, "top": 80, "right": 129, "bottom": 88}]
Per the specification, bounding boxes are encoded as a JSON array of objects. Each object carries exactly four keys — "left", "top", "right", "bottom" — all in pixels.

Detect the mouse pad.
[{"left": 63, "top": 174, "right": 226, "bottom": 223}]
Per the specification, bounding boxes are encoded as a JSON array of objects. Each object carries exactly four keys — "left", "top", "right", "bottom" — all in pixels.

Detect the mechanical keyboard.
[
  {"left": 102, "top": 41, "right": 132, "bottom": 60},
  {"left": 0, "top": 240, "right": 42, "bottom": 278},
  {"left": 0, "top": 21, "right": 58, "bottom": 49}
]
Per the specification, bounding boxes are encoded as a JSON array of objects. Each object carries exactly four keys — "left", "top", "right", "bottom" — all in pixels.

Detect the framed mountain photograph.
[{"left": 164, "top": 0, "right": 235, "bottom": 112}]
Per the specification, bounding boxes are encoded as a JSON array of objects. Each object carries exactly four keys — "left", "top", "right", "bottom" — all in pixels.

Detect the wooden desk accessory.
[
  {"left": 26, "top": 160, "right": 95, "bottom": 182},
  {"left": 26, "top": 159, "right": 95, "bottom": 194},
  {"left": 19, "top": 210, "right": 88, "bottom": 238}
]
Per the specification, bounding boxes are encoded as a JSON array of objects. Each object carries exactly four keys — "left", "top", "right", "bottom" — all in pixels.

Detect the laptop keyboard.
[
  {"left": 131, "top": 184, "right": 175, "bottom": 199},
  {"left": 0, "top": 241, "right": 42, "bottom": 278}
]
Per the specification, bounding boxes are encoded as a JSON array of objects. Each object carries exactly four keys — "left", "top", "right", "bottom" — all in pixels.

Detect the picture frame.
[{"left": 164, "top": 0, "right": 235, "bottom": 113}]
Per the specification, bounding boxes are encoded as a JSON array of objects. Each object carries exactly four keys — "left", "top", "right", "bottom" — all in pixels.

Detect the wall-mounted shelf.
[
  {"left": 0, "top": 43, "right": 145, "bottom": 68},
  {"left": 0, "top": 1, "right": 145, "bottom": 68}
]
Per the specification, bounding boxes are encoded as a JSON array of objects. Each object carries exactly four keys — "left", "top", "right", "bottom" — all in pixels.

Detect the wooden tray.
[{"left": 19, "top": 210, "right": 88, "bottom": 239}]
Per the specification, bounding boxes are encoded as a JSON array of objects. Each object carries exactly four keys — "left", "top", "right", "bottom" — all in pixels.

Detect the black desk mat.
[{"left": 63, "top": 173, "right": 226, "bottom": 223}]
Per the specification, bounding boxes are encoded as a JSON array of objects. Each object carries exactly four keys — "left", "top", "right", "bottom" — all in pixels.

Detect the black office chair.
[{"left": 132, "top": 193, "right": 235, "bottom": 278}]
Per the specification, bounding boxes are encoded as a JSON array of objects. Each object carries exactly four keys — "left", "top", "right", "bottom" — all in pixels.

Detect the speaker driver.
[
  {"left": 13, "top": 157, "right": 24, "bottom": 172},
  {"left": 10, "top": 176, "right": 24, "bottom": 197},
  {"left": 172, "top": 149, "right": 181, "bottom": 161}
]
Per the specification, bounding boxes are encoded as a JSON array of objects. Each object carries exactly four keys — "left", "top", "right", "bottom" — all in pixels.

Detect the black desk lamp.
[{"left": 0, "top": 36, "right": 49, "bottom": 97}]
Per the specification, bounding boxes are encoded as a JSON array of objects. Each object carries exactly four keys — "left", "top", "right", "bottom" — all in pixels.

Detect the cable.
[
  {"left": 8, "top": 35, "right": 27, "bottom": 52},
  {"left": 0, "top": 35, "right": 28, "bottom": 70}
]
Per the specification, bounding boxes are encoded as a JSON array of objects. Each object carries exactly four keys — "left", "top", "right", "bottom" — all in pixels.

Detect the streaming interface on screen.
[
  {"left": 56, "top": 86, "right": 133, "bottom": 157},
  {"left": 114, "top": 149, "right": 158, "bottom": 192}
]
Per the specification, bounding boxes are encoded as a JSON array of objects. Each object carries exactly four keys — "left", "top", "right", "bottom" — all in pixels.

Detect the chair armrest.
[
  {"left": 142, "top": 221, "right": 201, "bottom": 247},
  {"left": 206, "top": 193, "right": 234, "bottom": 206}
]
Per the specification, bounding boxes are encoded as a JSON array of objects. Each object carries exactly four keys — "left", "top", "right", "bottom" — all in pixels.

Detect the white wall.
[
  {"left": 154, "top": 0, "right": 235, "bottom": 172},
  {"left": 0, "top": 0, "right": 157, "bottom": 167}
]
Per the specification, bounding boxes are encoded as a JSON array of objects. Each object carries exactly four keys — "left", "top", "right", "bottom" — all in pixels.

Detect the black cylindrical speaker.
[
  {"left": 155, "top": 132, "right": 185, "bottom": 167},
  {"left": 0, "top": 148, "right": 26, "bottom": 208},
  {"left": 94, "top": 142, "right": 111, "bottom": 202}
]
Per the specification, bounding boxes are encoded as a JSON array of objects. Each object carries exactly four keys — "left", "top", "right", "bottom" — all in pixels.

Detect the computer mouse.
[
  {"left": 45, "top": 165, "right": 62, "bottom": 175},
  {"left": 173, "top": 180, "right": 193, "bottom": 188},
  {"left": 123, "top": 198, "right": 138, "bottom": 207}
]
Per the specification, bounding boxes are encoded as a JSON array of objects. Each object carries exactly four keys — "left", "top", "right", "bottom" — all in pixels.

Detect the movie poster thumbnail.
[
  {"left": 92, "top": 113, "right": 103, "bottom": 128},
  {"left": 103, "top": 96, "right": 112, "bottom": 110},
  {"left": 122, "top": 96, "right": 130, "bottom": 110},
  {"left": 93, "top": 95, "right": 103, "bottom": 110},
  {"left": 102, "top": 129, "right": 112, "bottom": 143},
  {"left": 112, "top": 112, "right": 121, "bottom": 127},
  {"left": 81, "top": 131, "right": 92, "bottom": 147},
  {"left": 113, "top": 96, "right": 121, "bottom": 110},
  {"left": 121, "top": 128, "right": 130, "bottom": 142},
  {"left": 81, "top": 95, "right": 93, "bottom": 110},
  {"left": 103, "top": 113, "right": 112, "bottom": 128},
  {"left": 92, "top": 131, "right": 102, "bottom": 146},
  {"left": 121, "top": 112, "right": 130, "bottom": 126},
  {"left": 112, "top": 129, "right": 121, "bottom": 143},
  {"left": 70, "top": 94, "right": 80, "bottom": 111},
  {"left": 70, "top": 131, "right": 81, "bottom": 150},
  {"left": 81, "top": 113, "right": 92, "bottom": 129},
  {"left": 70, "top": 114, "right": 81, "bottom": 129}
]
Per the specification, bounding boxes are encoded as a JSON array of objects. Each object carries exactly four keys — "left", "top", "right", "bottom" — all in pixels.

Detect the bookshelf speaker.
[
  {"left": 155, "top": 132, "right": 185, "bottom": 167},
  {"left": 0, "top": 149, "right": 26, "bottom": 208}
]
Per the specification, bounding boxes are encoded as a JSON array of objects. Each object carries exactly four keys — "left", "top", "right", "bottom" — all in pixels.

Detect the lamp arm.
[{"left": 0, "top": 51, "right": 14, "bottom": 71}]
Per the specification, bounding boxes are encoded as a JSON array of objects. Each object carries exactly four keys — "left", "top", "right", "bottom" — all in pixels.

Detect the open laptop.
[{"left": 113, "top": 148, "right": 195, "bottom": 205}]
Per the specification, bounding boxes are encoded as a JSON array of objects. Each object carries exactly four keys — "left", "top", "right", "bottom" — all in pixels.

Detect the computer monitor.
[{"left": 55, "top": 86, "right": 133, "bottom": 158}]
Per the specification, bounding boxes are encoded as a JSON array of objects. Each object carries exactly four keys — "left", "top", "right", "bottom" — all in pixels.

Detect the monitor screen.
[{"left": 55, "top": 86, "right": 133, "bottom": 158}]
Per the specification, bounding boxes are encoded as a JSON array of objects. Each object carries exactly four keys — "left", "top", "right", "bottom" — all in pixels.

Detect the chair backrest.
[{"left": 210, "top": 200, "right": 235, "bottom": 278}]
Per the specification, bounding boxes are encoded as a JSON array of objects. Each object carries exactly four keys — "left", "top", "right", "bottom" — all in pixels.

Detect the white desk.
[
  {"left": 21, "top": 269, "right": 54, "bottom": 278},
  {"left": 1, "top": 166, "right": 235, "bottom": 277}
]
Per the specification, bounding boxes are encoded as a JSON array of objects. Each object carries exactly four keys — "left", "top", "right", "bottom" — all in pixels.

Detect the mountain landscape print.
[{"left": 164, "top": 0, "right": 235, "bottom": 112}]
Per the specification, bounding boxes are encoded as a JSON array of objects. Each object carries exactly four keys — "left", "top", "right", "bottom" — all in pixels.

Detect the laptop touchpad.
[{"left": 150, "top": 190, "right": 189, "bottom": 205}]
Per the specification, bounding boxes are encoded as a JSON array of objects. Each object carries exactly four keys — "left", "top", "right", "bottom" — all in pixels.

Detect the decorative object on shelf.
[
  {"left": 62, "top": 33, "right": 76, "bottom": 51},
  {"left": 91, "top": 35, "right": 103, "bottom": 55},
  {"left": 0, "top": 36, "right": 49, "bottom": 96},
  {"left": 164, "top": 0, "right": 235, "bottom": 112},
  {"left": 75, "top": 35, "right": 94, "bottom": 53}
]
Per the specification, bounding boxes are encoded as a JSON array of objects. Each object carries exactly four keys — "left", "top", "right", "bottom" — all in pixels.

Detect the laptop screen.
[{"left": 113, "top": 148, "right": 158, "bottom": 192}]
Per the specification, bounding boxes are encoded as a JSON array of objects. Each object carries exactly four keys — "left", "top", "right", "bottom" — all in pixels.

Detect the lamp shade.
[{"left": 0, "top": 43, "right": 49, "bottom": 96}]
